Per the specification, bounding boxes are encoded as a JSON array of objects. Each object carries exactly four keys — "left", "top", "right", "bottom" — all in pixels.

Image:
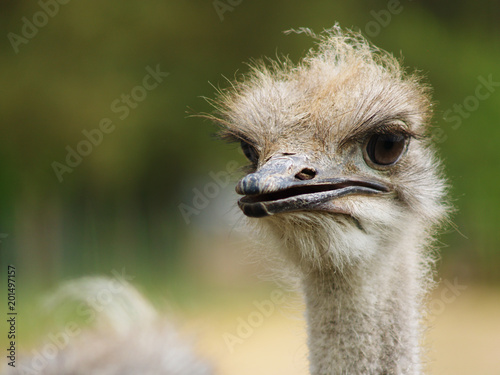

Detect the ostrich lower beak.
[{"left": 236, "top": 155, "right": 390, "bottom": 218}]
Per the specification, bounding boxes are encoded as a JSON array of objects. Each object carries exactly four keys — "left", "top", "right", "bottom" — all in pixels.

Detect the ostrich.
[
  {"left": 209, "top": 26, "right": 449, "bottom": 374},
  {"left": 3, "top": 26, "right": 448, "bottom": 375}
]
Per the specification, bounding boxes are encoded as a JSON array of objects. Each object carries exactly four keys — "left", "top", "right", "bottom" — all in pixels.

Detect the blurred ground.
[
  {"left": 425, "top": 286, "right": 500, "bottom": 375},
  {"left": 189, "top": 285, "right": 500, "bottom": 375},
  {"left": 1, "top": 282, "right": 499, "bottom": 374}
]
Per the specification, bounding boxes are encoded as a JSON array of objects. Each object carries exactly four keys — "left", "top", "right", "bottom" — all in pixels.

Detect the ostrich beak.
[{"left": 236, "top": 154, "right": 390, "bottom": 218}]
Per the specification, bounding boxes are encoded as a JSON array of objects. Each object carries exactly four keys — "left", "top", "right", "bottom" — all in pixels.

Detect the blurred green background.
[{"left": 0, "top": 0, "right": 499, "bottom": 373}]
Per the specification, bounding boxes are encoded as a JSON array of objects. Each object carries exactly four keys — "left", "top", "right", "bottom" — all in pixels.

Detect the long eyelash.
[
  {"left": 218, "top": 129, "right": 258, "bottom": 147},
  {"left": 217, "top": 130, "right": 241, "bottom": 143},
  {"left": 370, "top": 124, "right": 419, "bottom": 139},
  {"left": 341, "top": 121, "right": 421, "bottom": 148},
  {"left": 218, "top": 129, "right": 260, "bottom": 170}
]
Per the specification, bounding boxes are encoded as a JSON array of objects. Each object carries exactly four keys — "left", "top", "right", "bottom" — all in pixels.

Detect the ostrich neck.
[{"left": 302, "top": 244, "right": 423, "bottom": 375}]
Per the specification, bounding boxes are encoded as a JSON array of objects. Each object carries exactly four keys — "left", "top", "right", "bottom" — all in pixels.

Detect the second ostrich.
[{"left": 212, "top": 26, "right": 448, "bottom": 374}]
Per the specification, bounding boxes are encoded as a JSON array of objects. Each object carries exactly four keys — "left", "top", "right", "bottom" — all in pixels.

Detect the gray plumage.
[{"left": 210, "top": 25, "right": 450, "bottom": 374}]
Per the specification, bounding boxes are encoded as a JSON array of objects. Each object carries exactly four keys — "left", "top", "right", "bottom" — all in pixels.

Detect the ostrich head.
[{"left": 211, "top": 26, "right": 448, "bottom": 274}]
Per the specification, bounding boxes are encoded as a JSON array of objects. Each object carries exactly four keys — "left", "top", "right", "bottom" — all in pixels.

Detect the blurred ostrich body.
[
  {"left": 211, "top": 26, "right": 448, "bottom": 374},
  {"left": 4, "top": 278, "right": 212, "bottom": 375}
]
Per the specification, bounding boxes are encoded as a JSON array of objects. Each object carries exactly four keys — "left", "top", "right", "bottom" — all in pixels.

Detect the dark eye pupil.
[
  {"left": 241, "top": 141, "right": 258, "bottom": 163},
  {"left": 366, "top": 134, "right": 406, "bottom": 166}
]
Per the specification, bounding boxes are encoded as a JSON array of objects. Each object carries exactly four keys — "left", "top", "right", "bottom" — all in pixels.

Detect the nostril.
[{"left": 295, "top": 168, "right": 316, "bottom": 181}]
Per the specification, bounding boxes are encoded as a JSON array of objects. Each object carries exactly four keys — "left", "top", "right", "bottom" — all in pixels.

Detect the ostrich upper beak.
[{"left": 236, "top": 154, "right": 390, "bottom": 218}]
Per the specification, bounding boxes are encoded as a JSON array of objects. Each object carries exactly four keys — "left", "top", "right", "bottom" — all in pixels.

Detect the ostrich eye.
[
  {"left": 240, "top": 140, "right": 259, "bottom": 164},
  {"left": 365, "top": 133, "right": 407, "bottom": 167}
]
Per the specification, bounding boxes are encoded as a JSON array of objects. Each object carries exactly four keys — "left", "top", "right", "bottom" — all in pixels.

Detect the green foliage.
[{"left": 0, "top": 0, "right": 499, "bottom": 284}]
